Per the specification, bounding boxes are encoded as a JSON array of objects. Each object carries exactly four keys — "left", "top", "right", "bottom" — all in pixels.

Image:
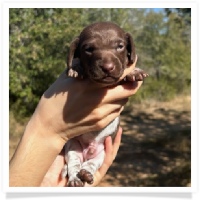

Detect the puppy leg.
[
  {"left": 126, "top": 67, "right": 149, "bottom": 81},
  {"left": 63, "top": 139, "right": 84, "bottom": 187},
  {"left": 77, "top": 151, "right": 105, "bottom": 185}
]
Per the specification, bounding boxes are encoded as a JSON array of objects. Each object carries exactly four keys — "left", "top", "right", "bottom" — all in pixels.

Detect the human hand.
[
  {"left": 40, "top": 127, "right": 123, "bottom": 187},
  {"left": 9, "top": 57, "right": 142, "bottom": 187},
  {"left": 30, "top": 55, "right": 141, "bottom": 144}
]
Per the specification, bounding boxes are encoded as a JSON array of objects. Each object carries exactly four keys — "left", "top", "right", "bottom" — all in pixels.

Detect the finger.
[
  {"left": 84, "top": 98, "right": 127, "bottom": 127},
  {"left": 112, "top": 126, "right": 123, "bottom": 160},
  {"left": 40, "top": 154, "right": 66, "bottom": 187},
  {"left": 97, "top": 136, "right": 112, "bottom": 178},
  {"left": 94, "top": 106, "right": 125, "bottom": 131},
  {"left": 98, "top": 127, "right": 122, "bottom": 175},
  {"left": 95, "top": 98, "right": 128, "bottom": 117},
  {"left": 102, "top": 80, "right": 143, "bottom": 103},
  {"left": 104, "top": 136, "right": 113, "bottom": 163},
  {"left": 103, "top": 127, "right": 122, "bottom": 162}
]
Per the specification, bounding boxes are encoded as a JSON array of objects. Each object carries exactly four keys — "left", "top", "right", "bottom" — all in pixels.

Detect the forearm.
[{"left": 9, "top": 114, "right": 66, "bottom": 187}]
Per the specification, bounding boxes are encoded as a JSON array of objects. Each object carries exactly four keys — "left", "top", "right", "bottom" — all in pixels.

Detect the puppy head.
[{"left": 67, "top": 22, "right": 136, "bottom": 85}]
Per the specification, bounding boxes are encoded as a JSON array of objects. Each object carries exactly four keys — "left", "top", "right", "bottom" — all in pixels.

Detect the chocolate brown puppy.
[
  {"left": 62, "top": 22, "right": 148, "bottom": 187},
  {"left": 67, "top": 21, "right": 146, "bottom": 83}
]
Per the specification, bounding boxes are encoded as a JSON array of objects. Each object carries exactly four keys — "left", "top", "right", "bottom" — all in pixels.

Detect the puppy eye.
[
  {"left": 116, "top": 44, "right": 124, "bottom": 51},
  {"left": 85, "top": 47, "right": 94, "bottom": 54}
]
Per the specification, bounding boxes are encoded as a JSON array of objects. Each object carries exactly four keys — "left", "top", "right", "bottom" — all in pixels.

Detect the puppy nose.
[{"left": 101, "top": 63, "right": 115, "bottom": 73}]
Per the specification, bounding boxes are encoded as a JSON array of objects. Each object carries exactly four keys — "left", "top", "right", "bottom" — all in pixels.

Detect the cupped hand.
[{"left": 32, "top": 55, "right": 141, "bottom": 143}]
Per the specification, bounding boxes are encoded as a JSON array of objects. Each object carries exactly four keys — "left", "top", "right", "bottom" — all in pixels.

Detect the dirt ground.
[{"left": 9, "top": 95, "right": 191, "bottom": 187}]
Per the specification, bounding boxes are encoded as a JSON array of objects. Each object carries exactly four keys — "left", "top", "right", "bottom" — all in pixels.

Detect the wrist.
[{"left": 25, "top": 112, "right": 67, "bottom": 152}]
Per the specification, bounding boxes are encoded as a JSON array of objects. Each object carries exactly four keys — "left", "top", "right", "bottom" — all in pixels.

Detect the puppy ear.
[
  {"left": 126, "top": 33, "right": 136, "bottom": 64},
  {"left": 67, "top": 37, "right": 80, "bottom": 68}
]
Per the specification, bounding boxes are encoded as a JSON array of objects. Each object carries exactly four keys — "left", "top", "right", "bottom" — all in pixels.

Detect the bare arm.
[{"left": 9, "top": 57, "right": 142, "bottom": 187}]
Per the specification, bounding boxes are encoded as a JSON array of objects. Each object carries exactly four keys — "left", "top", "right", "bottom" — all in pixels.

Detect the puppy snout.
[{"left": 100, "top": 62, "right": 115, "bottom": 73}]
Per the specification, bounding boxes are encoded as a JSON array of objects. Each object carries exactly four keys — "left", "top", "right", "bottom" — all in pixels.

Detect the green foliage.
[
  {"left": 9, "top": 8, "right": 191, "bottom": 118},
  {"left": 130, "top": 9, "right": 191, "bottom": 103}
]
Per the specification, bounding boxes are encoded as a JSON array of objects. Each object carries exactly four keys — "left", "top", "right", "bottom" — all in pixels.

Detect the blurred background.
[{"left": 9, "top": 8, "right": 191, "bottom": 187}]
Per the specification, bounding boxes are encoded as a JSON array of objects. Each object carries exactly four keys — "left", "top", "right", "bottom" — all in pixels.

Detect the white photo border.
[{"left": 1, "top": 0, "right": 198, "bottom": 195}]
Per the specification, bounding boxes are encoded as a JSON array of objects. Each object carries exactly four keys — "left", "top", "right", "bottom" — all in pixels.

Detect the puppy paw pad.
[{"left": 77, "top": 169, "right": 94, "bottom": 184}]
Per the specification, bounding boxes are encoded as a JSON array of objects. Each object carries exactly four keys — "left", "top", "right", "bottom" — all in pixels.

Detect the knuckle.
[
  {"left": 95, "top": 120, "right": 106, "bottom": 130},
  {"left": 93, "top": 109, "right": 104, "bottom": 121},
  {"left": 119, "top": 106, "right": 124, "bottom": 113}
]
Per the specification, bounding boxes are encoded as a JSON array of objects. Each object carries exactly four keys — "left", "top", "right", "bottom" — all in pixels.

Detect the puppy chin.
[
  {"left": 86, "top": 68, "right": 124, "bottom": 86},
  {"left": 90, "top": 76, "right": 120, "bottom": 86}
]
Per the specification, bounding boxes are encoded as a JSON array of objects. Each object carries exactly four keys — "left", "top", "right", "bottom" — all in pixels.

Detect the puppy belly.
[
  {"left": 63, "top": 117, "right": 120, "bottom": 186},
  {"left": 78, "top": 116, "right": 119, "bottom": 158},
  {"left": 82, "top": 142, "right": 104, "bottom": 160}
]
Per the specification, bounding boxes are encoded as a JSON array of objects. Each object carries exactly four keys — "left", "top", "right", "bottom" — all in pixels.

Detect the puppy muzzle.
[{"left": 85, "top": 51, "right": 125, "bottom": 85}]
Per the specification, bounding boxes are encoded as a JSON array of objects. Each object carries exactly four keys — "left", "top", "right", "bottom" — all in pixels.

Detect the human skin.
[{"left": 9, "top": 56, "right": 143, "bottom": 187}]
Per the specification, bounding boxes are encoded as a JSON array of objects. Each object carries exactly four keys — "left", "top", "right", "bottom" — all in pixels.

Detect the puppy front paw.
[
  {"left": 77, "top": 169, "right": 94, "bottom": 185},
  {"left": 67, "top": 68, "right": 79, "bottom": 78},
  {"left": 66, "top": 58, "right": 85, "bottom": 79},
  {"left": 126, "top": 67, "right": 149, "bottom": 81}
]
